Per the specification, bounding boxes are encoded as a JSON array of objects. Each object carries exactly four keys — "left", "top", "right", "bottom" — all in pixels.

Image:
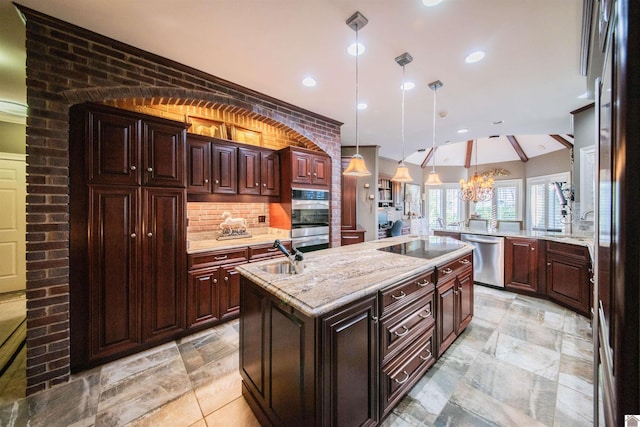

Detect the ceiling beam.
[
  {"left": 464, "top": 140, "right": 473, "bottom": 169},
  {"left": 550, "top": 134, "right": 574, "bottom": 149},
  {"left": 506, "top": 135, "right": 529, "bottom": 162},
  {"left": 420, "top": 147, "right": 437, "bottom": 168}
]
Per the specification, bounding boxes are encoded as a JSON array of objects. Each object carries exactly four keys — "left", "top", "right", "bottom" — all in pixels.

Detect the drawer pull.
[
  {"left": 391, "top": 291, "right": 406, "bottom": 300},
  {"left": 417, "top": 279, "right": 432, "bottom": 287},
  {"left": 393, "top": 370, "right": 410, "bottom": 384},
  {"left": 418, "top": 309, "right": 432, "bottom": 319},
  {"left": 419, "top": 349, "right": 432, "bottom": 361},
  {"left": 460, "top": 259, "right": 470, "bottom": 264},
  {"left": 215, "top": 255, "right": 228, "bottom": 260},
  {"left": 442, "top": 267, "right": 453, "bottom": 274},
  {"left": 267, "top": 247, "right": 278, "bottom": 252},
  {"left": 393, "top": 326, "right": 409, "bottom": 337}
]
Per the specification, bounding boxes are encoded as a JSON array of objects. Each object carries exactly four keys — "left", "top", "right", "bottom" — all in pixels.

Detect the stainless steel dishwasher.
[{"left": 460, "top": 234, "right": 505, "bottom": 287}]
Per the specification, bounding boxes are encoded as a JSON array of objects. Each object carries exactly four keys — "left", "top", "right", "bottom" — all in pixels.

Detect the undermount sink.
[{"left": 258, "top": 261, "right": 297, "bottom": 275}]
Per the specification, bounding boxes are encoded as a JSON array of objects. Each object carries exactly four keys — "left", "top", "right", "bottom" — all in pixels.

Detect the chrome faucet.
[
  {"left": 580, "top": 210, "right": 594, "bottom": 220},
  {"left": 273, "top": 239, "right": 304, "bottom": 273}
]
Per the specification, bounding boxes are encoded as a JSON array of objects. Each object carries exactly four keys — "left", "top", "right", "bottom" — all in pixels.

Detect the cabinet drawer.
[
  {"left": 380, "top": 269, "right": 435, "bottom": 315},
  {"left": 547, "top": 241, "right": 589, "bottom": 258},
  {"left": 248, "top": 241, "right": 291, "bottom": 262},
  {"left": 188, "top": 248, "right": 248, "bottom": 270},
  {"left": 381, "top": 327, "right": 435, "bottom": 415},
  {"left": 437, "top": 253, "right": 472, "bottom": 283},
  {"left": 381, "top": 291, "right": 435, "bottom": 363}
]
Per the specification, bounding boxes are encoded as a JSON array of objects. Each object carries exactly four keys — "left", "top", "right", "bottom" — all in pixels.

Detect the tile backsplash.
[{"left": 187, "top": 202, "right": 270, "bottom": 234}]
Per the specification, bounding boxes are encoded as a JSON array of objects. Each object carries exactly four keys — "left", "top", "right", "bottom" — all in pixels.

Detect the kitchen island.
[{"left": 235, "top": 235, "right": 474, "bottom": 426}]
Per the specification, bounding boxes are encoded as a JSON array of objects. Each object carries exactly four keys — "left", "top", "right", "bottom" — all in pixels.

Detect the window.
[
  {"left": 526, "top": 172, "right": 571, "bottom": 232},
  {"left": 426, "top": 184, "right": 466, "bottom": 227},
  {"left": 469, "top": 179, "right": 523, "bottom": 225}
]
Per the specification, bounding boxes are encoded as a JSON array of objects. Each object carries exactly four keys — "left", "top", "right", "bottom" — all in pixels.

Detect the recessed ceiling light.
[
  {"left": 422, "top": 0, "right": 443, "bottom": 6},
  {"left": 357, "top": 102, "right": 368, "bottom": 110},
  {"left": 492, "top": 120, "right": 504, "bottom": 125},
  {"left": 457, "top": 128, "right": 469, "bottom": 134},
  {"left": 401, "top": 81, "right": 415, "bottom": 91},
  {"left": 302, "top": 77, "right": 317, "bottom": 87},
  {"left": 348, "top": 42, "right": 365, "bottom": 56},
  {"left": 465, "top": 51, "right": 485, "bottom": 63}
]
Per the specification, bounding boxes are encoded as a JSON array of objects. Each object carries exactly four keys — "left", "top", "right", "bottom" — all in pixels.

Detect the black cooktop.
[{"left": 377, "top": 237, "right": 465, "bottom": 260}]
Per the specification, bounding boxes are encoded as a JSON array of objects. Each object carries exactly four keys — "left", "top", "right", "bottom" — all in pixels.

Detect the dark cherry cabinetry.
[
  {"left": 238, "top": 147, "right": 280, "bottom": 196},
  {"left": 212, "top": 142, "right": 238, "bottom": 194},
  {"left": 340, "top": 157, "right": 366, "bottom": 245},
  {"left": 239, "top": 252, "right": 472, "bottom": 426},
  {"left": 505, "top": 237, "right": 540, "bottom": 295},
  {"left": 436, "top": 253, "right": 473, "bottom": 356},
  {"left": 70, "top": 103, "right": 188, "bottom": 370},
  {"left": 186, "top": 135, "right": 211, "bottom": 194},
  {"left": 546, "top": 241, "right": 591, "bottom": 316},
  {"left": 280, "top": 146, "right": 331, "bottom": 188}
]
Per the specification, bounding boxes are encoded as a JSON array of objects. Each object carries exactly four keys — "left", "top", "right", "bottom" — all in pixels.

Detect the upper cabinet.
[
  {"left": 212, "top": 142, "right": 238, "bottom": 194},
  {"left": 186, "top": 135, "right": 211, "bottom": 194},
  {"left": 238, "top": 146, "right": 280, "bottom": 196},
  {"left": 142, "top": 121, "right": 186, "bottom": 187},
  {"left": 280, "top": 146, "right": 331, "bottom": 188}
]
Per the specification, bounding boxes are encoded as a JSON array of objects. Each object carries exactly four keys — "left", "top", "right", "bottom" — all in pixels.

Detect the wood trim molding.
[
  {"left": 464, "top": 140, "right": 473, "bottom": 169},
  {"left": 506, "top": 135, "right": 529, "bottom": 162},
  {"left": 550, "top": 134, "right": 574, "bottom": 149}
]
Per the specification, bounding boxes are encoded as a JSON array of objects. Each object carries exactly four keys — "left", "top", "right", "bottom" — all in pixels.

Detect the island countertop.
[{"left": 235, "top": 235, "right": 473, "bottom": 317}]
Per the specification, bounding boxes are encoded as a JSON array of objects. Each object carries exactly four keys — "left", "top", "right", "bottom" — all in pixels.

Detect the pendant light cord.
[
  {"left": 355, "top": 24, "right": 360, "bottom": 156},
  {"left": 401, "top": 64, "right": 406, "bottom": 164},
  {"left": 432, "top": 86, "right": 437, "bottom": 173}
]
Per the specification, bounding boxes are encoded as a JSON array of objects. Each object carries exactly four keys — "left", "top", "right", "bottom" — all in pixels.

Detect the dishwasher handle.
[{"left": 462, "top": 235, "right": 503, "bottom": 245}]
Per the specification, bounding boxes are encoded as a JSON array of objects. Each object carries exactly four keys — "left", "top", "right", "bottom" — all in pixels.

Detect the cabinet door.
[
  {"left": 212, "top": 143, "right": 238, "bottom": 194},
  {"left": 88, "top": 109, "right": 141, "bottom": 185},
  {"left": 142, "top": 188, "right": 186, "bottom": 342},
  {"left": 457, "top": 267, "right": 474, "bottom": 332},
  {"left": 341, "top": 157, "right": 357, "bottom": 230},
  {"left": 219, "top": 264, "right": 241, "bottom": 319},
  {"left": 311, "top": 154, "right": 330, "bottom": 186},
  {"left": 321, "top": 294, "right": 378, "bottom": 427},
  {"left": 88, "top": 185, "right": 140, "bottom": 360},
  {"left": 187, "top": 267, "right": 219, "bottom": 328},
  {"left": 143, "top": 121, "right": 186, "bottom": 187},
  {"left": 260, "top": 150, "right": 280, "bottom": 196},
  {"left": 291, "top": 150, "right": 312, "bottom": 184},
  {"left": 437, "top": 279, "right": 457, "bottom": 356},
  {"left": 238, "top": 147, "right": 261, "bottom": 195},
  {"left": 186, "top": 137, "right": 211, "bottom": 193},
  {"left": 505, "top": 238, "right": 539, "bottom": 294},
  {"left": 547, "top": 252, "right": 590, "bottom": 315}
]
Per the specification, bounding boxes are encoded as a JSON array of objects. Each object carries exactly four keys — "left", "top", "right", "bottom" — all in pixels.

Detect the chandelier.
[{"left": 459, "top": 140, "right": 494, "bottom": 202}]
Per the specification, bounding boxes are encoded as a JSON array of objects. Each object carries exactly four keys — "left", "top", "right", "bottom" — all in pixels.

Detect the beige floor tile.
[
  {"left": 204, "top": 397, "right": 260, "bottom": 427},
  {"left": 127, "top": 391, "right": 203, "bottom": 427}
]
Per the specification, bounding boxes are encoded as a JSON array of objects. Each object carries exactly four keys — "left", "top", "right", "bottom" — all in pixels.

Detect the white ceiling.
[{"left": 0, "top": 0, "right": 588, "bottom": 166}]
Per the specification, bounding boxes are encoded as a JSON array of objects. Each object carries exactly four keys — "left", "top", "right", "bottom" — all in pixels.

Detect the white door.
[{"left": 0, "top": 153, "right": 26, "bottom": 293}]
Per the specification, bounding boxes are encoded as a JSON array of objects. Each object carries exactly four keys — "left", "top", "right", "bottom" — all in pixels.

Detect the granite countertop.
[
  {"left": 235, "top": 235, "right": 473, "bottom": 318},
  {"left": 187, "top": 228, "right": 291, "bottom": 254},
  {"left": 433, "top": 226, "right": 593, "bottom": 248}
]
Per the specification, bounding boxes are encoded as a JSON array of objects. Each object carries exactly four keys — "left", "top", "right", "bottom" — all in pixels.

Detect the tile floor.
[{"left": 0, "top": 285, "right": 594, "bottom": 426}]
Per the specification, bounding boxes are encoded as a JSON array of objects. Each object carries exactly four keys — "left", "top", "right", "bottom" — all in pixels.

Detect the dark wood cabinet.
[
  {"left": 186, "top": 135, "right": 211, "bottom": 194},
  {"left": 436, "top": 254, "right": 473, "bottom": 356},
  {"left": 341, "top": 230, "right": 365, "bottom": 245},
  {"left": 212, "top": 142, "right": 237, "bottom": 194},
  {"left": 433, "top": 230, "right": 462, "bottom": 240},
  {"left": 70, "top": 103, "right": 188, "bottom": 370},
  {"left": 505, "top": 237, "right": 540, "bottom": 295},
  {"left": 187, "top": 267, "right": 220, "bottom": 328},
  {"left": 238, "top": 146, "right": 280, "bottom": 196},
  {"left": 281, "top": 146, "right": 331, "bottom": 188},
  {"left": 546, "top": 241, "right": 591, "bottom": 316},
  {"left": 341, "top": 157, "right": 357, "bottom": 230}
]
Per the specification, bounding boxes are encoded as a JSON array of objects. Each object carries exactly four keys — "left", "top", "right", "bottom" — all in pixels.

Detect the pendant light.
[
  {"left": 425, "top": 80, "right": 443, "bottom": 185},
  {"left": 391, "top": 52, "right": 413, "bottom": 183},
  {"left": 343, "top": 12, "right": 371, "bottom": 177}
]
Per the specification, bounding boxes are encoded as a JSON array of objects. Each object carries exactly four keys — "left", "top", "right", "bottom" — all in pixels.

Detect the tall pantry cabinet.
[{"left": 70, "top": 103, "right": 188, "bottom": 370}]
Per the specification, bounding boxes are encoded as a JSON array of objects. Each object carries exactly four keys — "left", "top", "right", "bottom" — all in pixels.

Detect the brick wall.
[
  {"left": 187, "top": 202, "right": 270, "bottom": 234},
  {"left": 19, "top": 5, "right": 342, "bottom": 393}
]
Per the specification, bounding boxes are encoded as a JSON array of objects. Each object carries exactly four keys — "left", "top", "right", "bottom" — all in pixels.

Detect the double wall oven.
[{"left": 291, "top": 188, "right": 330, "bottom": 252}]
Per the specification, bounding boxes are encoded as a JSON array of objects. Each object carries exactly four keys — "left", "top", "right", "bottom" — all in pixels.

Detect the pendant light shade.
[
  {"left": 343, "top": 12, "right": 371, "bottom": 177},
  {"left": 391, "top": 52, "right": 413, "bottom": 183},
  {"left": 425, "top": 80, "right": 443, "bottom": 185}
]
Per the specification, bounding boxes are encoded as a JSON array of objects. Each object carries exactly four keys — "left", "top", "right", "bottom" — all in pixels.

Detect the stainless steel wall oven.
[{"left": 291, "top": 188, "right": 330, "bottom": 252}]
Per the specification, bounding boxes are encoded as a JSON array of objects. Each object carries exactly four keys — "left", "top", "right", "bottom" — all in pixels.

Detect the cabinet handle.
[
  {"left": 454, "top": 289, "right": 459, "bottom": 295},
  {"left": 215, "top": 179, "right": 220, "bottom": 184},
  {"left": 393, "top": 371, "right": 410, "bottom": 384},
  {"left": 255, "top": 182, "right": 259, "bottom": 187},
  {"left": 418, "top": 309, "right": 431, "bottom": 319},
  {"left": 394, "top": 325, "right": 409, "bottom": 337},
  {"left": 213, "top": 278, "right": 218, "bottom": 284},
  {"left": 204, "top": 179, "right": 209, "bottom": 183},
  {"left": 313, "top": 172, "right": 317, "bottom": 177},
  {"left": 442, "top": 267, "right": 453, "bottom": 274},
  {"left": 531, "top": 247, "right": 535, "bottom": 251},
  {"left": 263, "top": 183, "right": 267, "bottom": 187},
  {"left": 224, "top": 276, "right": 229, "bottom": 282},
  {"left": 147, "top": 232, "right": 153, "bottom": 237},
  {"left": 419, "top": 349, "right": 432, "bottom": 361},
  {"left": 371, "top": 316, "right": 378, "bottom": 324},
  {"left": 215, "top": 255, "right": 228, "bottom": 260},
  {"left": 547, "top": 262, "right": 551, "bottom": 266},
  {"left": 147, "top": 167, "right": 153, "bottom": 172},
  {"left": 417, "top": 279, "right": 431, "bottom": 287},
  {"left": 343, "top": 236, "right": 360, "bottom": 239},
  {"left": 267, "top": 247, "right": 278, "bottom": 252},
  {"left": 130, "top": 165, "right": 136, "bottom": 171},
  {"left": 391, "top": 290, "right": 406, "bottom": 300},
  {"left": 130, "top": 233, "right": 136, "bottom": 238},
  {"left": 590, "top": 277, "right": 595, "bottom": 284},
  {"left": 307, "top": 172, "right": 311, "bottom": 176},
  {"left": 460, "top": 259, "right": 470, "bottom": 264}
]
